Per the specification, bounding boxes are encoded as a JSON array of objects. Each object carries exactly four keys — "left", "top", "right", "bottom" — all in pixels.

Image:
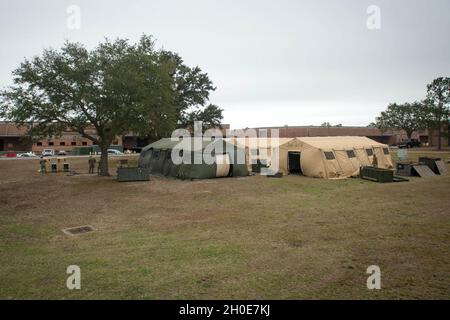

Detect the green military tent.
[{"left": 138, "top": 138, "right": 249, "bottom": 179}]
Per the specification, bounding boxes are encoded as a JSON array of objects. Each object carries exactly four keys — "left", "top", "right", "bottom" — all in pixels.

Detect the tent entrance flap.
[
  {"left": 215, "top": 154, "right": 231, "bottom": 177},
  {"left": 288, "top": 152, "right": 302, "bottom": 175}
]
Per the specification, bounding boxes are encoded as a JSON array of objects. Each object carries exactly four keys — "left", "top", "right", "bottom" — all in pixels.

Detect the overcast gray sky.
[{"left": 1, "top": 0, "right": 449, "bottom": 128}]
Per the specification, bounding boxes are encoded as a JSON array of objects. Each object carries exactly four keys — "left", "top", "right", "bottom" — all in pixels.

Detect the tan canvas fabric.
[
  {"left": 215, "top": 154, "right": 231, "bottom": 177},
  {"left": 355, "top": 148, "right": 372, "bottom": 166},
  {"left": 277, "top": 138, "right": 303, "bottom": 174},
  {"left": 231, "top": 136, "right": 393, "bottom": 179},
  {"left": 296, "top": 136, "right": 393, "bottom": 178},
  {"left": 334, "top": 150, "right": 359, "bottom": 177},
  {"left": 232, "top": 137, "right": 294, "bottom": 170}
]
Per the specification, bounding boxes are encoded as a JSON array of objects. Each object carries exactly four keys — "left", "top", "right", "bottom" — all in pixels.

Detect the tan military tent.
[{"left": 234, "top": 136, "right": 393, "bottom": 179}]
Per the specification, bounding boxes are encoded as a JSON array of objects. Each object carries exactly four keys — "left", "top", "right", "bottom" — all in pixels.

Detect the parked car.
[
  {"left": 4, "top": 152, "right": 17, "bottom": 158},
  {"left": 398, "top": 139, "right": 421, "bottom": 149},
  {"left": 107, "top": 149, "right": 124, "bottom": 155},
  {"left": 17, "top": 152, "right": 37, "bottom": 158},
  {"left": 57, "top": 150, "right": 67, "bottom": 156},
  {"left": 41, "top": 149, "right": 55, "bottom": 157}
]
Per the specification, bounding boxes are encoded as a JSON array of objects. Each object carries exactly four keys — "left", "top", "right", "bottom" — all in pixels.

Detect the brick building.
[
  {"left": 0, "top": 122, "right": 30, "bottom": 152},
  {"left": 1, "top": 122, "right": 448, "bottom": 154},
  {"left": 0, "top": 122, "right": 230, "bottom": 154},
  {"left": 236, "top": 125, "right": 448, "bottom": 147},
  {"left": 0, "top": 122, "right": 122, "bottom": 154}
]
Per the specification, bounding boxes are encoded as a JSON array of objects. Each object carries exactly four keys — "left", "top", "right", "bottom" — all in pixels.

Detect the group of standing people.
[{"left": 39, "top": 155, "right": 100, "bottom": 174}]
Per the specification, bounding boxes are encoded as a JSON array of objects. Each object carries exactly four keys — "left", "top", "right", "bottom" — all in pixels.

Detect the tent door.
[{"left": 288, "top": 152, "right": 302, "bottom": 175}]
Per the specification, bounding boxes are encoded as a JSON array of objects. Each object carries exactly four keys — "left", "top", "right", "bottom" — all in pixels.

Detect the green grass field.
[{"left": 0, "top": 151, "right": 449, "bottom": 299}]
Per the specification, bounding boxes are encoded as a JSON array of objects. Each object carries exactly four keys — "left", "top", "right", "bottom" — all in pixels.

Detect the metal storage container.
[
  {"left": 396, "top": 162, "right": 435, "bottom": 177},
  {"left": 396, "top": 162, "right": 414, "bottom": 176},
  {"left": 117, "top": 167, "right": 150, "bottom": 182},
  {"left": 360, "top": 166, "right": 394, "bottom": 183},
  {"left": 419, "top": 157, "right": 447, "bottom": 175}
]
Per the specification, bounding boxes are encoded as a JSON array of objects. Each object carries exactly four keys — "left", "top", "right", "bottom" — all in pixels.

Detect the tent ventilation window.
[
  {"left": 366, "top": 149, "right": 374, "bottom": 156},
  {"left": 324, "top": 151, "right": 335, "bottom": 160},
  {"left": 346, "top": 150, "right": 356, "bottom": 158},
  {"left": 383, "top": 148, "right": 389, "bottom": 155}
]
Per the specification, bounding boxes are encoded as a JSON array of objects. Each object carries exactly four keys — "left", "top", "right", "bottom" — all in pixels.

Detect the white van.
[{"left": 42, "top": 149, "right": 55, "bottom": 157}]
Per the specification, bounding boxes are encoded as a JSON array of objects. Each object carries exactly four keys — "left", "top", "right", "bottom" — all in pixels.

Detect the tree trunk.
[
  {"left": 448, "top": 120, "right": 450, "bottom": 147},
  {"left": 406, "top": 130, "right": 413, "bottom": 140},
  {"left": 428, "top": 127, "right": 434, "bottom": 147},
  {"left": 437, "top": 124, "right": 442, "bottom": 150},
  {"left": 99, "top": 144, "right": 110, "bottom": 176},
  {"left": 437, "top": 106, "right": 443, "bottom": 151}
]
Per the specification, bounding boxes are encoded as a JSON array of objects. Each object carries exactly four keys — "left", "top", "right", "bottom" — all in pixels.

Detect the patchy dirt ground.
[{"left": 0, "top": 152, "right": 449, "bottom": 299}]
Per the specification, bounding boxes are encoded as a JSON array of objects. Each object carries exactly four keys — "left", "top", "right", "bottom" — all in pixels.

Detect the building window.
[
  {"left": 346, "top": 150, "right": 356, "bottom": 158},
  {"left": 82, "top": 141, "right": 87, "bottom": 146},
  {"left": 48, "top": 141, "right": 54, "bottom": 146},
  {"left": 36, "top": 142, "right": 42, "bottom": 146},
  {"left": 366, "top": 149, "right": 373, "bottom": 156},
  {"left": 71, "top": 141, "right": 76, "bottom": 146},
  {"left": 324, "top": 151, "right": 335, "bottom": 160},
  {"left": 383, "top": 148, "right": 389, "bottom": 155},
  {"left": 60, "top": 142, "right": 65, "bottom": 146}
]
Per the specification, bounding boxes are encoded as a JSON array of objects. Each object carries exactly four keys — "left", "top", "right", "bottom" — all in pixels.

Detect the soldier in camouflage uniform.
[
  {"left": 88, "top": 156, "right": 96, "bottom": 174},
  {"left": 39, "top": 156, "right": 46, "bottom": 174}
]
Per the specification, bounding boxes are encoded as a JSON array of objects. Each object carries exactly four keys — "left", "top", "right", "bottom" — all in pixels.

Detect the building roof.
[
  {"left": 257, "top": 126, "right": 392, "bottom": 137},
  {"left": 297, "top": 136, "right": 387, "bottom": 149}
]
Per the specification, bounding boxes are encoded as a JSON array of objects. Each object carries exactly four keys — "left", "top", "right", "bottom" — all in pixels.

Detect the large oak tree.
[
  {"left": 426, "top": 77, "right": 450, "bottom": 150},
  {"left": 0, "top": 35, "right": 221, "bottom": 175},
  {"left": 375, "top": 102, "right": 430, "bottom": 139}
]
